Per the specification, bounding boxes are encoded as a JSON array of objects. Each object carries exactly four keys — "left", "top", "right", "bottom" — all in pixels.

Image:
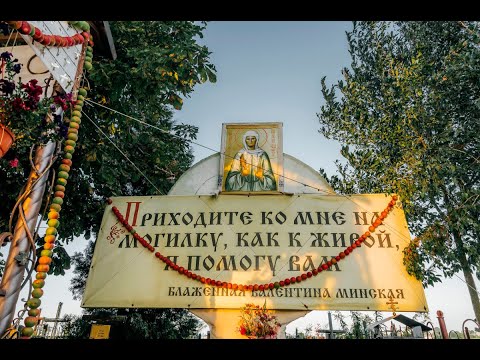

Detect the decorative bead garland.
[
  {"left": 67, "top": 21, "right": 90, "bottom": 33},
  {"left": 6, "top": 21, "right": 93, "bottom": 48},
  {"left": 19, "top": 23, "right": 94, "bottom": 338},
  {"left": 108, "top": 196, "right": 399, "bottom": 291}
]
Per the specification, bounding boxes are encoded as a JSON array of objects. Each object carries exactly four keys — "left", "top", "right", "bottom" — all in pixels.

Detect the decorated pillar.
[
  {"left": 0, "top": 20, "right": 92, "bottom": 337},
  {"left": 0, "top": 141, "right": 56, "bottom": 333}
]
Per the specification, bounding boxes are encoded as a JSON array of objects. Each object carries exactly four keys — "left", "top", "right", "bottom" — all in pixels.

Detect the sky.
[{"left": 7, "top": 21, "right": 480, "bottom": 335}]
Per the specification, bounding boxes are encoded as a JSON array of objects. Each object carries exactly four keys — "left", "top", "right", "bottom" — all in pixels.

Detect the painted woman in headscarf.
[{"left": 225, "top": 130, "right": 277, "bottom": 191}]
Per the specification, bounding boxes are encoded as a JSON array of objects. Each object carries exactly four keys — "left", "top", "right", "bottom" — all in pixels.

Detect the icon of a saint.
[{"left": 225, "top": 130, "right": 277, "bottom": 192}]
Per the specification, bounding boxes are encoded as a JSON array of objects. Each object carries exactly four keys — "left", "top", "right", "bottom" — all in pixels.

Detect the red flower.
[
  {"left": 9, "top": 158, "right": 19, "bottom": 167},
  {"left": 12, "top": 97, "right": 25, "bottom": 111}
]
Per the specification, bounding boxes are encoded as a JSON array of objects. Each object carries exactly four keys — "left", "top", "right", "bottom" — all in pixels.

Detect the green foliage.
[
  {"left": 61, "top": 314, "right": 91, "bottom": 338},
  {"left": 318, "top": 21, "right": 480, "bottom": 320},
  {"left": 0, "top": 21, "right": 216, "bottom": 277},
  {"left": 332, "top": 311, "right": 373, "bottom": 339},
  {"left": 402, "top": 241, "right": 423, "bottom": 280},
  {"left": 62, "top": 308, "right": 202, "bottom": 339},
  {"left": 69, "top": 240, "right": 95, "bottom": 300}
]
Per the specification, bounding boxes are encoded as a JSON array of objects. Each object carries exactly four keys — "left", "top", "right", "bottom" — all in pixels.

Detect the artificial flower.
[{"left": 237, "top": 302, "right": 280, "bottom": 338}]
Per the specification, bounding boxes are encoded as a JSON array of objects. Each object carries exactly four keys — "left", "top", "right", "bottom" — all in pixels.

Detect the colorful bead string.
[
  {"left": 108, "top": 195, "right": 398, "bottom": 291},
  {"left": 18, "top": 21, "right": 94, "bottom": 338},
  {"left": 6, "top": 21, "right": 93, "bottom": 48}
]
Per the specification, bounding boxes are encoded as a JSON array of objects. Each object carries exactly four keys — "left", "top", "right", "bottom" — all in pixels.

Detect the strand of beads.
[
  {"left": 21, "top": 34, "right": 94, "bottom": 339},
  {"left": 108, "top": 195, "right": 398, "bottom": 292},
  {"left": 67, "top": 21, "right": 90, "bottom": 33},
  {"left": 6, "top": 21, "right": 91, "bottom": 48}
]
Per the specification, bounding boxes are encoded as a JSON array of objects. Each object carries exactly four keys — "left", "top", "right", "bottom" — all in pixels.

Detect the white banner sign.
[{"left": 82, "top": 194, "right": 428, "bottom": 312}]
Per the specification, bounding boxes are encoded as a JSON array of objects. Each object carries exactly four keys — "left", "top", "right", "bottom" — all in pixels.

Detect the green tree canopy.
[
  {"left": 318, "top": 21, "right": 480, "bottom": 322},
  {"left": 0, "top": 21, "right": 216, "bottom": 277},
  {"left": 62, "top": 308, "right": 203, "bottom": 339}
]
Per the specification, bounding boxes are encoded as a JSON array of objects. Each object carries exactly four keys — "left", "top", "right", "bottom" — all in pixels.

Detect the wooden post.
[
  {"left": 51, "top": 302, "right": 63, "bottom": 338},
  {"left": 328, "top": 311, "right": 334, "bottom": 339},
  {"left": 436, "top": 310, "right": 449, "bottom": 339}
]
